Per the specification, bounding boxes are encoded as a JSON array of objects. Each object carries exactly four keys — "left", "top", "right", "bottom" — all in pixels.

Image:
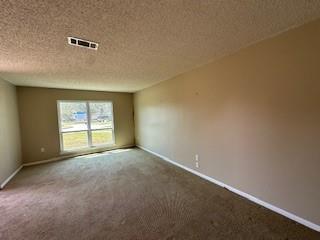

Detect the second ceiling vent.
[{"left": 67, "top": 37, "right": 98, "bottom": 50}]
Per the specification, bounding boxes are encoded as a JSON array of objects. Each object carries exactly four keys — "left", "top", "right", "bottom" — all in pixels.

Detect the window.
[{"left": 57, "top": 101, "right": 115, "bottom": 151}]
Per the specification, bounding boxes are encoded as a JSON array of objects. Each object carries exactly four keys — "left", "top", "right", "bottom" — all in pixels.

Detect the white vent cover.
[{"left": 67, "top": 37, "right": 98, "bottom": 50}]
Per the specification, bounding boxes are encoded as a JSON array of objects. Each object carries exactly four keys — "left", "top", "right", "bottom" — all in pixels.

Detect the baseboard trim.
[
  {"left": 23, "top": 145, "right": 136, "bottom": 167},
  {"left": 23, "top": 156, "right": 67, "bottom": 167},
  {"left": 0, "top": 165, "right": 23, "bottom": 189},
  {"left": 1, "top": 146, "right": 136, "bottom": 188},
  {"left": 137, "top": 145, "right": 320, "bottom": 232}
]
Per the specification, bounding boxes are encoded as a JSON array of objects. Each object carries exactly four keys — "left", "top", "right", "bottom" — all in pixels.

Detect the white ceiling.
[{"left": 1, "top": 0, "right": 320, "bottom": 92}]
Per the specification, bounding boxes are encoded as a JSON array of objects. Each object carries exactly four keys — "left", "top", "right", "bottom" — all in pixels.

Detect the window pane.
[
  {"left": 92, "top": 129, "right": 113, "bottom": 146},
  {"left": 89, "top": 102, "right": 113, "bottom": 130},
  {"left": 62, "top": 131, "right": 88, "bottom": 150},
  {"left": 59, "top": 102, "right": 88, "bottom": 132}
]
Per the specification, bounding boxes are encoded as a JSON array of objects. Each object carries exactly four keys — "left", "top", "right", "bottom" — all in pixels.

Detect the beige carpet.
[{"left": 0, "top": 148, "right": 319, "bottom": 239}]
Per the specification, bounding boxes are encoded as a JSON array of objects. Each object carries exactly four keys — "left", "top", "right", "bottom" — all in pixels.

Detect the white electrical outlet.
[
  {"left": 195, "top": 154, "right": 199, "bottom": 168},
  {"left": 40, "top": 147, "right": 45, "bottom": 153}
]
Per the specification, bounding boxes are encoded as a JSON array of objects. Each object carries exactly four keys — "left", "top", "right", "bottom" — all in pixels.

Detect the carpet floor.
[{"left": 0, "top": 148, "right": 319, "bottom": 239}]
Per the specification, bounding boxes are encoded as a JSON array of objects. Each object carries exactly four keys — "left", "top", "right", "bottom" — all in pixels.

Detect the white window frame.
[{"left": 57, "top": 100, "right": 115, "bottom": 152}]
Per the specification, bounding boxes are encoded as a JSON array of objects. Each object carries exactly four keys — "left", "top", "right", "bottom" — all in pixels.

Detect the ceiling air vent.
[{"left": 67, "top": 37, "right": 98, "bottom": 50}]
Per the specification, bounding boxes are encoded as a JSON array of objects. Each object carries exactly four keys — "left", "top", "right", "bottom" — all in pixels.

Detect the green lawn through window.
[{"left": 63, "top": 130, "right": 113, "bottom": 150}]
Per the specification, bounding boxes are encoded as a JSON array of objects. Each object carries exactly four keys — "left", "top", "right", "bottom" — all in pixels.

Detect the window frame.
[{"left": 57, "top": 100, "right": 115, "bottom": 153}]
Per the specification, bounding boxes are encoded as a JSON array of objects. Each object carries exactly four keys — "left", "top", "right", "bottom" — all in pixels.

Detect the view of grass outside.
[
  {"left": 62, "top": 129, "right": 113, "bottom": 150},
  {"left": 62, "top": 131, "right": 88, "bottom": 150},
  {"left": 59, "top": 101, "right": 114, "bottom": 151},
  {"left": 92, "top": 130, "right": 113, "bottom": 145}
]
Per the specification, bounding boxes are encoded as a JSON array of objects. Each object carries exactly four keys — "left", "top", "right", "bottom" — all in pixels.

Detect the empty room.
[{"left": 1, "top": 1, "right": 320, "bottom": 239}]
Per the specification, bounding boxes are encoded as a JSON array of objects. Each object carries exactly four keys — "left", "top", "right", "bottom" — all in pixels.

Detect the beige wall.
[
  {"left": 0, "top": 79, "right": 22, "bottom": 187},
  {"left": 134, "top": 19, "right": 320, "bottom": 225},
  {"left": 18, "top": 87, "right": 135, "bottom": 163}
]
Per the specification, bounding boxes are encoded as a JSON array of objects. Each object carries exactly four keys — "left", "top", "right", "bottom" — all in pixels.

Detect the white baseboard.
[
  {"left": 23, "top": 156, "right": 67, "bottom": 167},
  {"left": 23, "top": 145, "right": 135, "bottom": 167},
  {"left": 0, "top": 165, "right": 23, "bottom": 189},
  {"left": 137, "top": 145, "right": 320, "bottom": 232},
  {"left": 2, "top": 146, "right": 136, "bottom": 188}
]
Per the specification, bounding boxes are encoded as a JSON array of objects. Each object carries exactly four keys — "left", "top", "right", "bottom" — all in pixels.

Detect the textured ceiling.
[{"left": 1, "top": 0, "right": 320, "bottom": 92}]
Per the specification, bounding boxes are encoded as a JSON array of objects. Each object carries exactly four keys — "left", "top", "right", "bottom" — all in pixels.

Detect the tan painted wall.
[
  {"left": 0, "top": 79, "right": 22, "bottom": 187},
  {"left": 17, "top": 87, "right": 135, "bottom": 163},
  {"left": 134, "top": 19, "right": 320, "bottom": 225}
]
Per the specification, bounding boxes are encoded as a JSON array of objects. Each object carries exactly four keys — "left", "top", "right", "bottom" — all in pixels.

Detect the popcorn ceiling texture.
[{"left": 1, "top": 0, "right": 320, "bottom": 92}]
